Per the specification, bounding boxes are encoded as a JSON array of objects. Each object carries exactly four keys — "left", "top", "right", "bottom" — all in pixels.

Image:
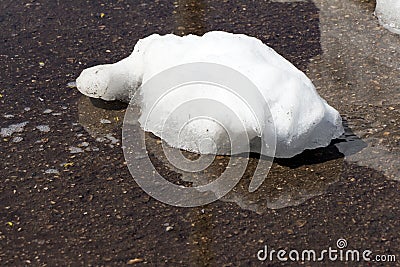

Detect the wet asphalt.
[{"left": 0, "top": 0, "right": 399, "bottom": 266}]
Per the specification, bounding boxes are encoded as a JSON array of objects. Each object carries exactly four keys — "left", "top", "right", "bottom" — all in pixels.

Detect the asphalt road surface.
[{"left": 1, "top": 0, "right": 399, "bottom": 266}]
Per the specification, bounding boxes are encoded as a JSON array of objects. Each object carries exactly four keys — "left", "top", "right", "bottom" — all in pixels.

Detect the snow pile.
[
  {"left": 76, "top": 31, "right": 344, "bottom": 158},
  {"left": 375, "top": 0, "right": 400, "bottom": 34}
]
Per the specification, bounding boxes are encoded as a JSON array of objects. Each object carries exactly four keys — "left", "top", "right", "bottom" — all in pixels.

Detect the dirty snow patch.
[
  {"left": 12, "top": 137, "right": 23, "bottom": 143},
  {"left": 69, "top": 146, "right": 84, "bottom": 153},
  {"left": 1, "top": 121, "right": 29, "bottom": 137},
  {"left": 45, "top": 168, "right": 60, "bottom": 174},
  {"left": 36, "top": 125, "right": 51, "bottom": 133},
  {"left": 100, "top": 119, "right": 112, "bottom": 124}
]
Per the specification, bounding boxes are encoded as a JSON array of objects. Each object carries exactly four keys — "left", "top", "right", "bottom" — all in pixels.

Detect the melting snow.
[
  {"left": 1, "top": 121, "right": 29, "bottom": 137},
  {"left": 36, "top": 125, "right": 51, "bottom": 133},
  {"left": 45, "top": 169, "right": 60, "bottom": 174},
  {"left": 69, "top": 146, "right": 84, "bottom": 153},
  {"left": 76, "top": 31, "right": 344, "bottom": 158},
  {"left": 375, "top": 0, "right": 400, "bottom": 34},
  {"left": 12, "top": 137, "right": 23, "bottom": 143},
  {"left": 100, "top": 119, "right": 112, "bottom": 124}
]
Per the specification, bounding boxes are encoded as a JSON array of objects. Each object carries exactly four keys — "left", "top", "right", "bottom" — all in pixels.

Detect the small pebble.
[
  {"left": 96, "top": 137, "right": 106, "bottom": 142},
  {"left": 100, "top": 119, "right": 112, "bottom": 124},
  {"left": 12, "top": 137, "right": 23, "bottom": 143},
  {"left": 45, "top": 169, "right": 59, "bottom": 174},
  {"left": 295, "top": 219, "right": 307, "bottom": 228},
  {"left": 69, "top": 146, "right": 84, "bottom": 154},
  {"left": 36, "top": 125, "right": 51, "bottom": 133},
  {"left": 127, "top": 258, "right": 144, "bottom": 265},
  {"left": 106, "top": 134, "right": 119, "bottom": 144},
  {"left": 67, "top": 81, "right": 77, "bottom": 88}
]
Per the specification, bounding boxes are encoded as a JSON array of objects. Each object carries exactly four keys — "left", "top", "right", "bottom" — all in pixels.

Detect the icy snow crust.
[
  {"left": 76, "top": 31, "right": 344, "bottom": 158},
  {"left": 375, "top": 0, "right": 400, "bottom": 34}
]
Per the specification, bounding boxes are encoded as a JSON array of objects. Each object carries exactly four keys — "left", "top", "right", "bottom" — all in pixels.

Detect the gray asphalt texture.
[{"left": 0, "top": 0, "right": 399, "bottom": 266}]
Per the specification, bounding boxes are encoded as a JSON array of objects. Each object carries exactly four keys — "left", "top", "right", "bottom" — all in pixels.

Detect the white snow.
[
  {"left": 36, "top": 125, "right": 51, "bottom": 133},
  {"left": 69, "top": 146, "right": 84, "bottom": 153},
  {"left": 1, "top": 121, "right": 29, "bottom": 137},
  {"left": 106, "top": 133, "right": 119, "bottom": 144},
  {"left": 100, "top": 119, "right": 112, "bottom": 124},
  {"left": 76, "top": 31, "right": 344, "bottom": 158},
  {"left": 12, "top": 137, "right": 23, "bottom": 143},
  {"left": 80, "top": 141, "right": 89, "bottom": 147},
  {"left": 375, "top": 0, "right": 400, "bottom": 34},
  {"left": 45, "top": 169, "right": 60, "bottom": 174},
  {"left": 67, "top": 81, "right": 77, "bottom": 88}
]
